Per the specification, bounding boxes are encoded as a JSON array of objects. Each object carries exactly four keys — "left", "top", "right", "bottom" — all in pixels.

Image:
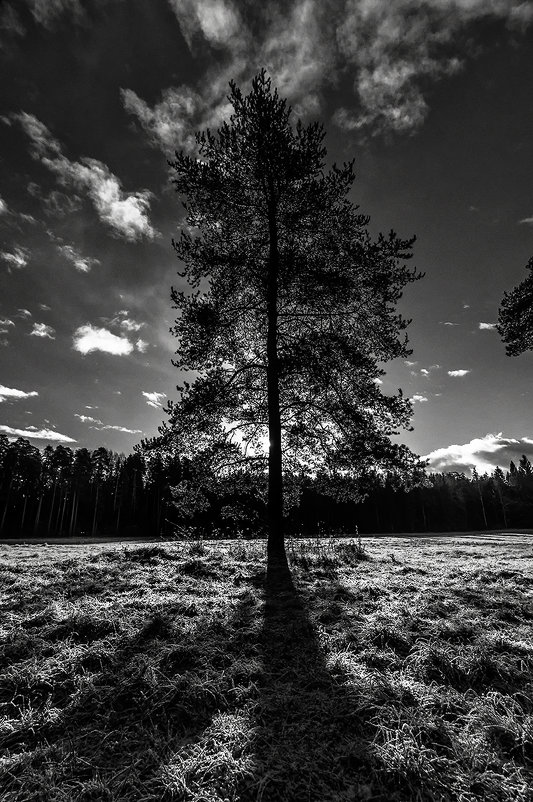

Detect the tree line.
[{"left": 1, "top": 433, "right": 532, "bottom": 538}]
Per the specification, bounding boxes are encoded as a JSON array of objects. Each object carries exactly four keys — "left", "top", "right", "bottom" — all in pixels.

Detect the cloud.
[
  {"left": 423, "top": 432, "right": 533, "bottom": 475},
  {"left": 335, "top": 0, "right": 533, "bottom": 136},
  {"left": 111, "top": 311, "right": 144, "bottom": 332},
  {"left": 412, "top": 394, "right": 428, "bottom": 403},
  {"left": 142, "top": 391, "right": 166, "bottom": 408},
  {"left": 0, "top": 424, "right": 76, "bottom": 442},
  {"left": 30, "top": 322, "right": 55, "bottom": 339},
  {"left": 479, "top": 322, "right": 497, "bottom": 330},
  {"left": 442, "top": 321, "right": 458, "bottom": 326},
  {"left": 168, "top": 0, "right": 242, "bottom": 48},
  {"left": 0, "top": 385, "right": 38, "bottom": 402},
  {"left": 57, "top": 243, "right": 100, "bottom": 272},
  {"left": 75, "top": 412, "right": 142, "bottom": 434},
  {"left": 124, "top": 0, "right": 529, "bottom": 150},
  {"left": 94, "top": 424, "right": 142, "bottom": 434},
  {"left": 448, "top": 369, "right": 470, "bottom": 377},
  {"left": 73, "top": 325, "right": 134, "bottom": 356},
  {"left": 0, "top": 195, "right": 7, "bottom": 214},
  {"left": 136, "top": 338, "right": 149, "bottom": 353},
  {"left": 518, "top": 216, "right": 533, "bottom": 225},
  {"left": 0, "top": 318, "right": 14, "bottom": 327},
  {"left": 14, "top": 112, "right": 156, "bottom": 241},
  {"left": 1, "top": 246, "right": 30, "bottom": 270},
  {"left": 124, "top": 0, "right": 335, "bottom": 152},
  {"left": 25, "top": 0, "right": 85, "bottom": 29},
  {"left": 75, "top": 413, "right": 103, "bottom": 424},
  {"left": 17, "top": 308, "right": 31, "bottom": 318},
  {"left": 0, "top": 4, "right": 25, "bottom": 42}
]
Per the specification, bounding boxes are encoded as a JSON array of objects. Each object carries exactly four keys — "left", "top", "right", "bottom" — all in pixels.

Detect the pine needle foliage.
[
  {"left": 162, "top": 70, "right": 422, "bottom": 565},
  {"left": 498, "top": 256, "right": 533, "bottom": 356}
]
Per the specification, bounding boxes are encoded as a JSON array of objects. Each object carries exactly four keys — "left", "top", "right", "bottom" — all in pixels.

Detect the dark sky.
[{"left": 1, "top": 0, "right": 533, "bottom": 475}]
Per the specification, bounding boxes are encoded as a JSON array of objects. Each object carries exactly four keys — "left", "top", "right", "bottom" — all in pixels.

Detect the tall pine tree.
[{"left": 159, "top": 71, "right": 422, "bottom": 573}]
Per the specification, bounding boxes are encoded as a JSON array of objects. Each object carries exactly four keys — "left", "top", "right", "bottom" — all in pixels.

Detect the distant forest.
[{"left": 1, "top": 434, "right": 532, "bottom": 538}]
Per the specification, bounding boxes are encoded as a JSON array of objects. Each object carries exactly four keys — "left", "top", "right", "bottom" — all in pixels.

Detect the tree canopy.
[
  {"left": 498, "top": 256, "right": 533, "bottom": 356},
  {"left": 158, "top": 70, "right": 422, "bottom": 570}
]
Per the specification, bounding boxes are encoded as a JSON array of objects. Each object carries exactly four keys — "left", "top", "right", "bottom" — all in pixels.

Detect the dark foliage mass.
[
  {"left": 498, "top": 255, "right": 533, "bottom": 356},
  {"left": 1, "top": 434, "right": 533, "bottom": 538}
]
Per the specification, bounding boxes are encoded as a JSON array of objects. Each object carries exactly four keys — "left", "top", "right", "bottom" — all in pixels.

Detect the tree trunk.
[
  {"left": 21, "top": 494, "right": 28, "bottom": 531},
  {"left": 92, "top": 483, "right": 99, "bottom": 537},
  {"left": 47, "top": 481, "right": 57, "bottom": 533},
  {"left": 1, "top": 479, "right": 13, "bottom": 533},
  {"left": 34, "top": 494, "right": 43, "bottom": 534},
  {"left": 266, "top": 199, "right": 287, "bottom": 572},
  {"left": 477, "top": 483, "right": 488, "bottom": 529}
]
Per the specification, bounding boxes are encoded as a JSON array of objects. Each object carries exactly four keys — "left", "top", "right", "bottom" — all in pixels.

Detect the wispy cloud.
[
  {"left": 0, "top": 385, "right": 38, "bottom": 402},
  {"left": 73, "top": 324, "right": 135, "bottom": 356},
  {"left": 75, "top": 413, "right": 102, "bottom": 425},
  {"left": 25, "top": 0, "right": 85, "bottom": 30},
  {"left": 30, "top": 322, "right": 55, "bottom": 339},
  {"left": 136, "top": 338, "right": 149, "bottom": 353},
  {"left": 0, "top": 424, "right": 76, "bottom": 442},
  {"left": 441, "top": 321, "right": 458, "bottom": 327},
  {"left": 0, "top": 318, "right": 14, "bottom": 327},
  {"left": 168, "top": 0, "right": 242, "bottom": 49},
  {"left": 57, "top": 242, "right": 100, "bottom": 273},
  {"left": 518, "top": 216, "right": 533, "bottom": 225},
  {"left": 423, "top": 432, "right": 533, "bottom": 475},
  {"left": 142, "top": 391, "right": 166, "bottom": 408},
  {"left": 74, "top": 412, "right": 142, "bottom": 434},
  {"left": 75, "top": 411, "right": 142, "bottom": 435},
  {"left": 13, "top": 112, "right": 157, "bottom": 241},
  {"left": 96, "top": 424, "right": 142, "bottom": 434},
  {"left": 479, "top": 322, "right": 497, "bottom": 331},
  {"left": 120, "top": 0, "right": 533, "bottom": 153},
  {"left": 1, "top": 245, "right": 30, "bottom": 270},
  {"left": 0, "top": 194, "right": 8, "bottom": 214},
  {"left": 448, "top": 369, "right": 470, "bottom": 377}
]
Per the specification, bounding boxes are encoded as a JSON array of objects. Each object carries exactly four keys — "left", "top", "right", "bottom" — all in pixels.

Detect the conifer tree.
[
  {"left": 160, "top": 71, "right": 422, "bottom": 572},
  {"left": 498, "top": 256, "right": 533, "bottom": 355}
]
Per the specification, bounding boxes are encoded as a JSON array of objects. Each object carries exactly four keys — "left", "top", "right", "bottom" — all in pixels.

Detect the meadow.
[{"left": 0, "top": 534, "right": 532, "bottom": 801}]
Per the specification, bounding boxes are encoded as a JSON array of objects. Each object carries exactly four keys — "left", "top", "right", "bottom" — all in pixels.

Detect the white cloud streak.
[
  {"left": 57, "top": 243, "right": 100, "bottom": 273},
  {"left": 14, "top": 112, "right": 156, "bottom": 241},
  {"left": 30, "top": 322, "right": 55, "bottom": 339},
  {"left": 412, "top": 394, "right": 428, "bottom": 403},
  {"left": 448, "top": 369, "right": 470, "bottom": 377},
  {"left": 0, "top": 424, "right": 76, "bottom": 442},
  {"left": 75, "top": 411, "right": 142, "bottom": 435},
  {"left": 1, "top": 246, "right": 30, "bottom": 270},
  {"left": 142, "top": 391, "right": 166, "bottom": 408},
  {"left": 423, "top": 432, "right": 533, "bottom": 475},
  {"left": 0, "top": 385, "right": 38, "bottom": 402},
  {"left": 479, "top": 322, "right": 497, "bottom": 330}
]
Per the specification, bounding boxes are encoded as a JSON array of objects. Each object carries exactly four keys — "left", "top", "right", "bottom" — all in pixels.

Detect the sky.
[{"left": 1, "top": 0, "right": 533, "bottom": 476}]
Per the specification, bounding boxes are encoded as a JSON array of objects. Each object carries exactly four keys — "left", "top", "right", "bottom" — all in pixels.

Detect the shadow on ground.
[{"left": 231, "top": 563, "right": 377, "bottom": 802}]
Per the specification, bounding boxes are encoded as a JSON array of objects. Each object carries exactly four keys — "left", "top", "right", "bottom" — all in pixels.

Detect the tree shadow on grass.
[{"left": 234, "top": 563, "right": 378, "bottom": 802}]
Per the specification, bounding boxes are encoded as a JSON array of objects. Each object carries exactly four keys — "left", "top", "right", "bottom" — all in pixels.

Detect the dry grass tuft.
[{"left": 0, "top": 534, "right": 532, "bottom": 800}]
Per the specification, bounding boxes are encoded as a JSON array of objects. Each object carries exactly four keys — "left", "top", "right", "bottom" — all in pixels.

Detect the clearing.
[{"left": 0, "top": 535, "right": 532, "bottom": 801}]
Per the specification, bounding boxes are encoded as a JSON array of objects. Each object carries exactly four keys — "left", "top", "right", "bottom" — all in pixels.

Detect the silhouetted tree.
[
  {"left": 498, "top": 256, "right": 533, "bottom": 355},
  {"left": 160, "top": 70, "right": 422, "bottom": 572}
]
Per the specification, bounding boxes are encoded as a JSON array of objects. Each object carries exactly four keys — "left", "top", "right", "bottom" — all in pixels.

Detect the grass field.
[{"left": 1, "top": 535, "right": 532, "bottom": 801}]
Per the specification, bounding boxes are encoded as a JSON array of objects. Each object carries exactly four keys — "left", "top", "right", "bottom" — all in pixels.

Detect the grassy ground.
[{"left": 0, "top": 535, "right": 532, "bottom": 801}]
